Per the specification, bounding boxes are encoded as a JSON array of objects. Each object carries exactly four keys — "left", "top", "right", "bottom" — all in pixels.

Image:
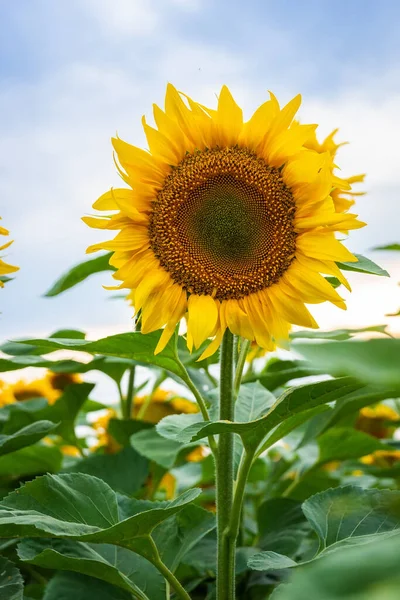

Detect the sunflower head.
[
  {"left": 0, "top": 371, "right": 82, "bottom": 407},
  {"left": 0, "top": 219, "right": 18, "bottom": 288},
  {"left": 356, "top": 404, "right": 399, "bottom": 439},
  {"left": 84, "top": 84, "right": 365, "bottom": 357},
  {"left": 133, "top": 388, "right": 198, "bottom": 423}
]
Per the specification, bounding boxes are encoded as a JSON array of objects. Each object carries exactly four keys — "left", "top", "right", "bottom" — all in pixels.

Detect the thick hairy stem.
[
  {"left": 216, "top": 329, "right": 235, "bottom": 600},
  {"left": 233, "top": 338, "right": 251, "bottom": 399}
]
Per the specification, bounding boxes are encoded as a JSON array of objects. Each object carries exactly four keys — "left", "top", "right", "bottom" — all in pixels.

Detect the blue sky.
[{"left": 1, "top": 0, "right": 400, "bottom": 343}]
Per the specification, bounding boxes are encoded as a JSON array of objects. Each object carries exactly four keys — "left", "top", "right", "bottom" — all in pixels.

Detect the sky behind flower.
[{"left": 1, "top": 0, "right": 399, "bottom": 344}]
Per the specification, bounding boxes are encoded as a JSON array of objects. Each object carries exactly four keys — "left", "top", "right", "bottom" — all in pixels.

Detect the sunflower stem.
[
  {"left": 233, "top": 338, "right": 251, "bottom": 399},
  {"left": 124, "top": 364, "right": 136, "bottom": 419},
  {"left": 216, "top": 329, "right": 235, "bottom": 600},
  {"left": 146, "top": 535, "right": 192, "bottom": 600}
]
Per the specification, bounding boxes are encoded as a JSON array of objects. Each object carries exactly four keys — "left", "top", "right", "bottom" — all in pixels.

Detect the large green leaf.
[
  {"left": 0, "top": 444, "right": 62, "bottom": 478},
  {"left": 298, "top": 383, "right": 399, "bottom": 445},
  {"left": 66, "top": 447, "right": 149, "bottom": 495},
  {"left": 270, "top": 532, "right": 400, "bottom": 600},
  {"left": 244, "top": 359, "right": 324, "bottom": 391},
  {"left": 291, "top": 324, "right": 389, "bottom": 341},
  {"left": 0, "top": 473, "right": 200, "bottom": 561},
  {"left": 302, "top": 485, "right": 400, "bottom": 554},
  {"left": 0, "top": 556, "right": 23, "bottom": 600},
  {"left": 167, "top": 378, "right": 364, "bottom": 452},
  {"left": 257, "top": 498, "right": 309, "bottom": 556},
  {"left": 16, "top": 332, "right": 185, "bottom": 378},
  {"left": 316, "top": 428, "right": 387, "bottom": 465},
  {"left": 19, "top": 540, "right": 164, "bottom": 600},
  {"left": 131, "top": 428, "right": 189, "bottom": 470},
  {"left": 44, "top": 252, "right": 115, "bottom": 297},
  {"left": 295, "top": 338, "right": 400, "bottom": 389},
  {"left": 337, "top": 253, "right": 389, "bottom": 277},
  {"left": 43, "top": 572, "right": 132, "bottom": 600},
  {"left": 248, "top": 551, "right": 298, "bottom": 571},
  {"left": 0, "top": 383, "right": 93, "bottom": 447},
  {"left": 0, "top": 354, "right": 134, "bottom": 386},
  {"left": 0, "top": 420, "right": 57, "bottom": 457},
  {"left": 20, "top": 503, "right": 214, "bottom": 599}
]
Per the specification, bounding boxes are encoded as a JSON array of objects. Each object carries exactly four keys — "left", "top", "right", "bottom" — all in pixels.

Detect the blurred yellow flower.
[
  {"left": 0, "top": 372, "right": 81, "bottom": 407},
  {"left": 85, "top": 85, "right": 364, "bottom": 359},
  {"left": 133, "top": 388, "right": 198, "bottom": 423},
  {"left": 0, "top": 219, "right": 18, "bottom": 287},
  {"left": 360, "top": 450, "right": 400, "bottom": 468},
  {"left": 356, "top": 404, "right": 399, "bottom": 439}
]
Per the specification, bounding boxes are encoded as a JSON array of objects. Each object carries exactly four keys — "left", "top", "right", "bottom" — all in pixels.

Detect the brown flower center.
[{"left": 149, "top": 147, "right": 296, "bottom": 300}]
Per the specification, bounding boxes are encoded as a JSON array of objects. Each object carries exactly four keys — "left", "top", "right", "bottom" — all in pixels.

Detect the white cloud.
[{"left": 82, "top": 0, "right": 160, "bottom": 36}]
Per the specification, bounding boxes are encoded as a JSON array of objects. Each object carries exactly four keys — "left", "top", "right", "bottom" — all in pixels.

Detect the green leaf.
[
  {"left": 324, "top": 276, "right": 342, "bottom": 289},
  {"left": 0, "top": 473, "right": 200, "bottom": 561},
  {"left": 43, "top": 572, "right": 132, "bottom": 600},
  {"left": 373, "top": 243, "right": 400, "bottom": 251},
  {"left": 66, "top": 447, "right": 149, "bottom": 495},
  {"left": 0, "top": 557, "right": 23, "bottom": 600},
  {"left": 302, "top": 485, "right": 400, "bottom": 554},
  {"left": 16, "top": 332, "right": 185, "bottom": 378},
  {"left": 337, "top": 253, "right": 389, "bottom": 277},
  {"left": 169, "top": 377, "right": 364, "bottom": 452},
  {"left": 245, "top": 359, "right": 324, "bottom": 391},
  {"left": 153, "top": 504, "right": 215, "bottom": 571},
  {"left": 270, "top": 533, "right": 400, "bottom": 600},
  {"left": 19, "top": 540, "right": 164, "bottom": 600},
  {"left": 257, "top": 498, "right": 309, "bottom": 556},
  {"left": 256, "top": 405, "right": 331, "bottom": 455},
  {"left": 0, "top": 420, "right": 57, "bottom": 457},
  {"left": 295, "top": 338, "right": 400, "bottom": 389},
  {"left": 0, "top": 383, "right": 93, "bottom": 447},
  {"left": 108, "top": 418, "right": 153, "bottom": 446},
  {"left": 316, "top": 428, "right": 387, "bottom": 465},
  {"left": 248, "top": 551, "right": 298, "bottom": 571},
  {"left": 44, "top": 252, "right": 115, "bottom": 297},
  {"left": 298, "top": 383, "right": 398, "bottom": 444},
  {"left": 50, "top": 329, "right": 86, "bottom": 339},
  {"left": 291, "top": 324, "right": 389, "bottom": 341},
  {"left": 0, "top": 444, "right": 62, "bottom": 477},
  {"left": 131, "top": 428, "right": 187, "bottom": 470}
]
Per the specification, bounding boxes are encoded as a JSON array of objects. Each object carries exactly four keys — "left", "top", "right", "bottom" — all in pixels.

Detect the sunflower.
[
  {"left": 356, "top": 404, "right": 399, "bottom": 439},
  {"left": 0, "top": 219, "right": 18, "bottom": 287},
  {"left": 133, "top": 388, "right": 198, "bottom": 422},
  {"left": 84, "top": 85, "right": 365, "bottom": 357},
  {"left": 0, "top": 372, "right": 81, "bottom": 407}
]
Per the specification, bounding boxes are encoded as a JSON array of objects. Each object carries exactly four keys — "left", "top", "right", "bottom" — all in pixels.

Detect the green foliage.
[
  {"left": 0, "top": 556, "right": 23, "bottom": 599},
  {"left": 337, "top": 253, "right": 389, "bottom": 276},
  {"left": 296, "top": 338, "right": 400, "bottom": 389},
  {"left": 1, "top": 320, "right": 400, "bottom": 598},
  {"left": 44, "top": 252, "right": 115, "bottom": 297}
]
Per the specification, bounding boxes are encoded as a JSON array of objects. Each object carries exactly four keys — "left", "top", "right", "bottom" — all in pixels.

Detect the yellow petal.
[
  {"left": 267, "top": 285, "right": 318, "bottom": 329},
  {"left": 187, "top": 295, "right": 219, "bottom": 349},
  {"left": 216, "top": 85, "right": 243, "bottom": 146},
  {"left": 297, "top": 231, "right": 357, "bottom": 263},
  {"left": 155, "top": 286, "right": 187, "bottom": 354},
  {"left": 224, "top": 299, "right": 254, "bottom": 340}
]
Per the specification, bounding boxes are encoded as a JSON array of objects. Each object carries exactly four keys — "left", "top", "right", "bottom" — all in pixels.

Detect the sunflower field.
[{"left": 1, "top": 28, "right": 400, "bottom": 600}]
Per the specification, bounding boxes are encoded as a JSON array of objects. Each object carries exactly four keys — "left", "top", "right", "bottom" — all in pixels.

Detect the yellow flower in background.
[
  {"left": 356, "top": 404, "right": 399, "bottom": 439},
  {"left": 0, "top": 372, "right": 81, "bottom": 407},
  {"left": 361, "top": 450, "right": 400, "bottom": 468},
  {"left": 0, "top": 219, "right": 18, "bottom": 287},
  {"left": 84, "top": 84, "right": 365, "bottom": 358},
  {"left": 92, "top": 389, "right": 198, "bottom": 453},
  {"left": 133, "top": 388, "right": 198, "bottom": 423}
]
